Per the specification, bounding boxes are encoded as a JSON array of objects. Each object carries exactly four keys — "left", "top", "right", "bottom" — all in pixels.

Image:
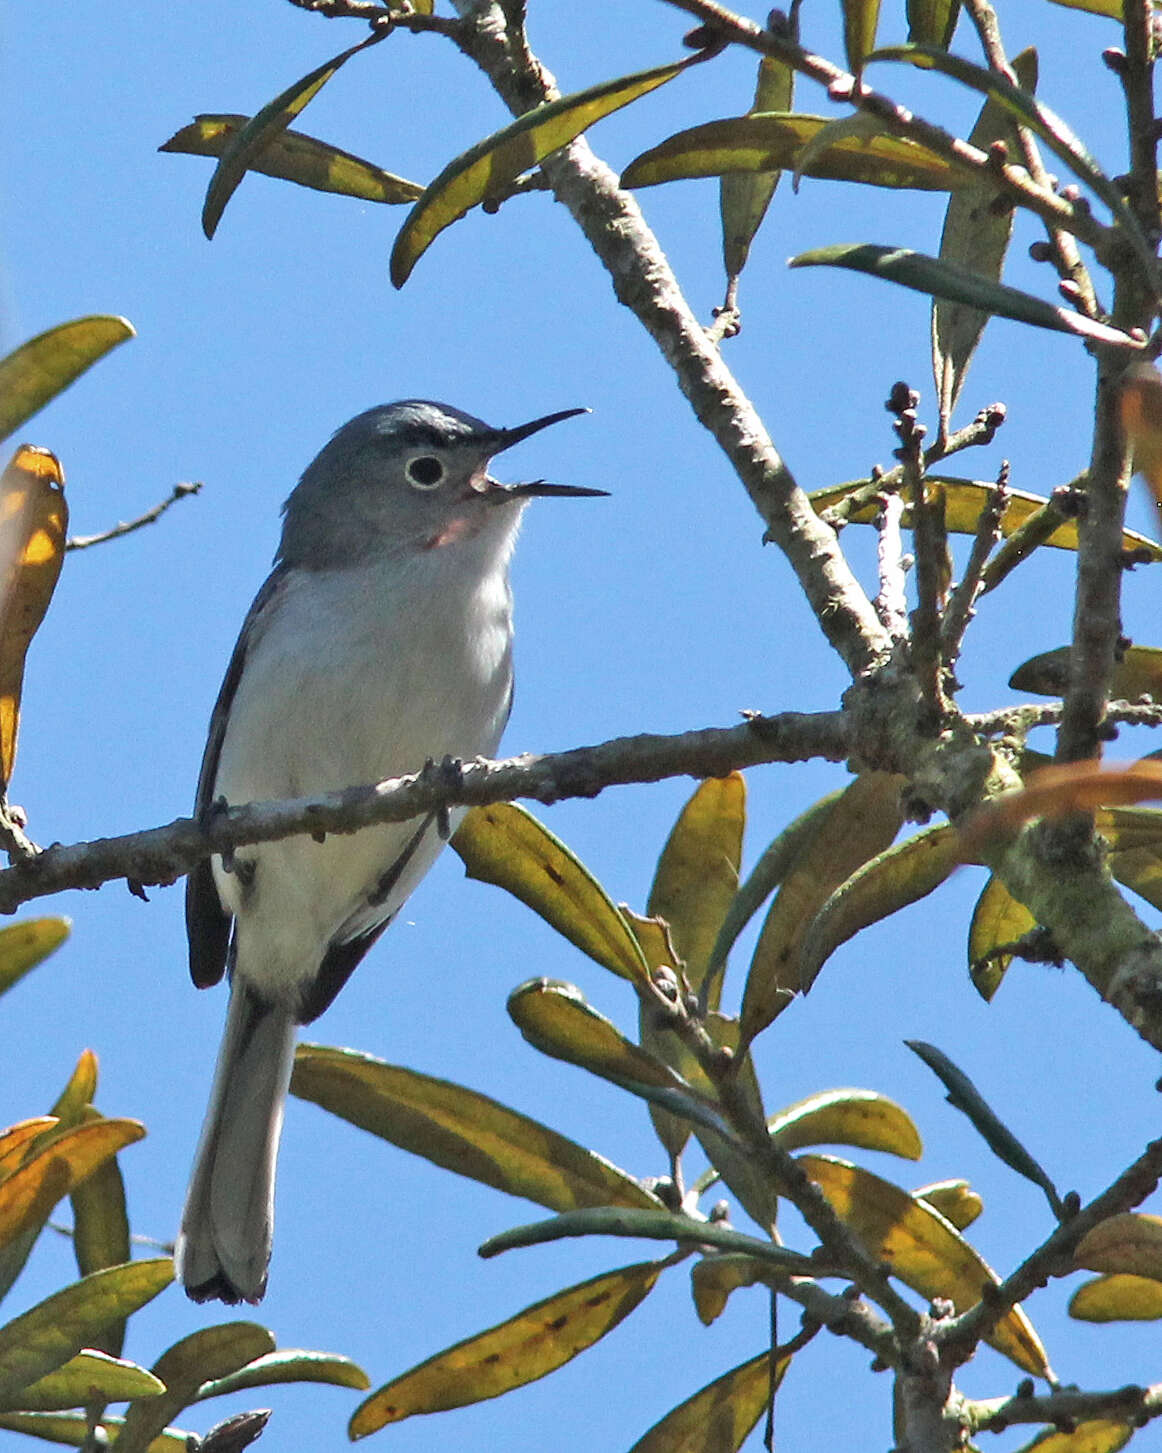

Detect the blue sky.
[{"left": 2, "top": 2, "right": 1161, "bottom": 1450}]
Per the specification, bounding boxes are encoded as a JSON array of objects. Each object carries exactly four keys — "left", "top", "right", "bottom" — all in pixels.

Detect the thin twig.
[
  {"left": 66, "top": 483, "right": 203, "bottom": 552},
  {"left": 941, "top": 462, "right": 1009, "bottom": 663}
]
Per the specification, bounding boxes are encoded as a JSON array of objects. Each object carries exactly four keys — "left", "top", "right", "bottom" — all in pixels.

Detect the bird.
[{"left": 176, "top": 399, "right": 602, "bottom": 1304}]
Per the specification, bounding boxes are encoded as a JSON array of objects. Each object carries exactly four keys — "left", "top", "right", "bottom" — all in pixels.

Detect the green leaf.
[
  {"left": 799, "top": 825, "right": 962, "bottom": 989},
  {"left": 721, "top": 54, "right": 795, "bottom": 283},
  {"left": 1069, "top": 1273, "right": 1162, "bottom": 1322},
  {"left": 788, "top": 243, "right": 1143, "bottom": 348},
  {"left": 933, "top": 48, "right": 1037, "bottom": 423},
  {"left": 391, "top": 56, "right": 698, "bottom": 286},
  {"left": 799, "top": 1155, "right": 1050, "bottom": 1375},
  {"left": 809, "top": 476, "right": 1162, "bottom": 558},
  {"left": 0, "top": 919, "right": 70, "bottom": 999},
  {"left": 1043, "top": 0, "right": 1119, "bottom": 14},
  {"left": 0, "top": 1411, "right": 190, "bottom": 1451},
  {"left": 769, "top": 1088, "right": 923, "bottom": 1159},
  {"left": 842, "top": 0, "right": 882, "bottom": 71},
  {"left": 201, "top": 31, "right": 387, "bottom": 239},
  {"left": 624, "top": 113, "right": 977, "bottom": 193},
  {"left": 452, "top": 803, "right": 649, "bottom": 983},
  {"left": 114, "top": 1323, "right": 275, "bottom": 1453},
  {"left": 628, "top": 1349, "right": 787, "bottom": 1453},
  {"left": 905, "top": 1040, "right": 1064, "bottom": 1216},
  {"left": 507, "top": 979, "right": 734, "bottom": 1140},
  {"left": 0, "top": 1260, "right": 173, "bottom": 1401},
  {"left": 741, "top": 773, "right": 905, "bottom": 1042},
  {"left": 867, "top": 44, "right": 1152, "bottom": 265},
  {"left": 349, "top": 1261, "right": 663, "bottom": 1437},
  {"left": 195, "top": 1349, "right": 369, "bottom": 1400},
  {"left": 0, "top": 1350, "right": 163, "bottom": 1413},
  {"left": 161, "top": 114, "right": 422, "bottom": 206},
  {"left": 291, "top": 1043, "right": 662, "bottom": 1212},
  {"left": 0, "top": 319, "right": 134, "bottom": 447},
  {"left": 907, "top": 0, "right": 960, "bottom": 46}
]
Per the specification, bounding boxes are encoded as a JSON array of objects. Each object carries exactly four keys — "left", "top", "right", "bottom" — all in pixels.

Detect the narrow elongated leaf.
[
  {"left": 741, "top": 773, "right": 904, "bottom": 1042},
  {"left": 50, "top": 1052, "right": 97, "bottom": 1125},
  {"left": 769, "top": 1089, "right": 923, "bottom": 1159},
  {"left": 1069, "top": 1273, "right": 1162, "bottom": 1321},
  {"left": 1014, "top": 1422, "right": 1133, "bottom": 1453},
  {"left": 906, "top": 1041, "right": 1064, "bottom": 1216},
  {"left": 1011, "top": 644, "right": 1162, "bottom": 700},
  {"left": 0, "top": 1120, "right": 58, "bottom": 1178},
  {"left": 721, "top": 55, "right": 794, "bottom": 282},
  {"left": 0, "top": 918, "right": 70, "bottom": 998},
  {"left": 934, "top": 48, "right": 1037, "bottom": 422},
  {"left": 0, "top": 446, "right": 69, "bottom": 789},
  {"left": 799, "top": 1155, "right": 1050, "bottom": 1374},
  {"left": 0, "top": 1411, "right": 190, "bottom": 1451},
  {"left": 799, "top": 825, "right": 962, "bottom": 988},
  {"left": 453, "top": 803, "right": 648, "bottom": 983},
  {"left": 195, "top": 1350, "right": 369, "bottom": 1400},
  {"left": 161, "top": 115, "right": 421, "bottom": 205},
  {"left": 0, "top": 318, "right": 134, "bottom": 446},
  {"left": 913, "top": 1179, "right": 982, "bottom": 1229},
  {"left": 907, "top": 0, "right": 960, "bottom": 46},
  {"left": 628, "top": 1349, "right": 787, "bottom": 1453},
  {"left": 789, "top": 244, "right": 1143, "bottom": 349},
  {"left": 843, "top": 0, "right": 882, "bottom": 71},
  {"left": 202, "top": 31, "right": 386, "bottom": 238},
  {"left": 0, "top": 1260, "right": 173, "bottom": 1400},
  {"left": 624, "top": 113, "right": 977, "bottom": 192},
  {"left": 1044, "top": 0, "right": 1119, "bottom": 13},
  {"left": 868, "top": 44, "right": 1149, "bottom": 260},
  {"left": 391, "top": 56, "right": 697, "bottom": 286},
  {"left": 115, "top": 1324, "right": 275, "bottom": 1453},
  {"left": 809, "top": 476, "right": 1162, "bottom": 558},
  {"left": 507, "top": 980, "right": 734, "bottom": 1140},
  {"left": 0, "top": 1350, "right": 163, "bottom": 1413},
  {"left": 291, "top": 1043, "right": 661, "bottom": 1212},
  {"left": 349, "top": 1261, "right": 663, "bottom": 1436},
  {"left": 64, "top": 1107, "right": 132, "bottom": 1355}
]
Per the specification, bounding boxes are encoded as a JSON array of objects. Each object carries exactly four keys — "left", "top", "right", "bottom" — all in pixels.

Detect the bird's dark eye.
[{"left": 405, "top": 455, "right": 444, "bottom": 490}]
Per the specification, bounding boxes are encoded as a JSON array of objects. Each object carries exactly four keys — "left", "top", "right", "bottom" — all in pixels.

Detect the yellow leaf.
[
  {"left": 0, "top": 918, "right": 70, "bottom": 999},
  {"left": 1020, "top": 1422, "right": 1134, "bottom": 1453},
  {"left": 453, "top": 804, "right": 648, "bottom": 983},
  {"left": 770, "top": 1089, "right": 923, "bottom": 1160},
  {"left": 0, "top": 1349, "right": 164, "bottom": 1413},
  {"left": 1069, "top": 1273, "right": 1162, "bottom": 1322},
  {"left": 291, "top": 1043, "right": 661, "bottom": 1213},
  {"left": 1011, "top": 644, "right": 1162, "bottom": 700},
  {"left": 690, "top": 1255, "right": 767, "bottom": 1326},
  {"left": 391, "top": 57, "right": 697, "bottom": 286},
  {"left": 160, "top": 115, "right": 422, "bottom": 206},
  {"left": 0, "top": 446, "right": 68, "bottom": 788},
  {"left": 913, "top": 1179, "right": 983, "bottom": 1230},
  {"left": 628, "top": 1349, "right": 787, "bottom": 1453},
  {"left": 0, "top": 318, "right": 134, "bottom": 446},
  {"left": 799, "top": 1154, "right": 1050, "bottom": 1375},
  {"left": 0, "top": 1119, "right": 144, "bottom": 1254},
  {"left": 1075, "top": 1212, "right": 1162, "bottom": 1278},
  {"left": 0, "top": 1120, "right": 58, "bottom": 1180},
  {"left": 968, "top": 875, "right": 1034, "bottom": 1000},
  {"left": 350, "top": 1261, "right": 662, "bottom": 1436}
]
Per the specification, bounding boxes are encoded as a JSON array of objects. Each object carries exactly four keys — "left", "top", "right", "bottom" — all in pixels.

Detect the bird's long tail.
[{"left": 176, "top": 981, "right": 296, "bottom": 1304}]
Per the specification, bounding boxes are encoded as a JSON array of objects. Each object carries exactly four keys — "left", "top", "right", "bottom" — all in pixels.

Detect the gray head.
[{"left": 277, "top": 400, "right": 602, "bottom": 569}]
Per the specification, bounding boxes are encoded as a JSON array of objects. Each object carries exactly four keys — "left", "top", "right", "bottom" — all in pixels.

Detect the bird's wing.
[{"left": 186, "top": 569, "right": 289, "bottom": 989}]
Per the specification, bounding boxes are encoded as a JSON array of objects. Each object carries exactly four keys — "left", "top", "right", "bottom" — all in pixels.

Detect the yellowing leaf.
[
  {"left": 115, "top": 1323, "right": 275, "bottom": 1453},
  {"left": 799, "top": 824, "right": 962, "bottom": 988},
  {"left": 1075, "top": 1212, "right": 1162, "bottom": 1278},
  {"left": 350, "top": 1261, "right": 663, "bottom": 1436},
  {"left": 0, "top": 1260, "right": 173, "bottom": 1401},
  {"left": 453, "top": 803, "right": 648, "bottom": 983},
  {"left": 770, "top": 1089, "right": 923, "bottom": 1160},
  {"left": 1011, "top": 644, "right": 1162, "bottom": 700},
  {"left": 741, "top": 773, "right": 904, "bottom": 1041},
  {"left": 628, "top": 1349, "right": 787, "bottom": 1453},
  {"left": 291, "top": 1043, "right": 661, "bottom": 1212},
  {"left": 0, "top": 1119, "right": 58, "bottom": 1179},
  {"left": 0, "top": 1349, "right": 164, "bottom": 1413},
  {"left": 0, "top": 318, "right": 134, "bottom": 446},
  {"left": 1019, "top": 1422, "right": 1133, "bottom": 1453},
  {"left": 1044, "top": 0, "right": 1119, "bottom": 13},
  {"left": 913, "top": 1179, "right": 983, "bottom": 1230},
  {"left": 810, "top": 476, "right": 1162, "bottom": 559},
  {"left": 201, "top": 31, "right": 387, "bottom": 238},
  {"left": 1069, "top": 1273, "right": 1162, "bottom": 1322},
  {"left": 968, "top": 875, "right": 1035, "bottom": 1000},
  {"left": 0, "top": 918, "right": 70, "bottom": 999},
  {"left": 624, "top": 113, "right": 977, "bottom": 193},
  {"left": 0, "top": 446, "right": 69, "bottom": 788},
  {"left": 391, "top": 57, "right": 696, "bottom": 286},
  {"left": 690, "top": 1255, "right": 768, "bottom": 1326},
  {"left": 160, "top": 114, "right": 421, "bottom": 206},
  {"left": 799, "top": 1154, "right": 1050, "bottom": 1375}
]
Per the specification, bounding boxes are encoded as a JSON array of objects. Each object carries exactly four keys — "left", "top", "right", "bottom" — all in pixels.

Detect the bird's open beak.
[{"left": 480, "top": 407, "right": 609, "bottom": 500}]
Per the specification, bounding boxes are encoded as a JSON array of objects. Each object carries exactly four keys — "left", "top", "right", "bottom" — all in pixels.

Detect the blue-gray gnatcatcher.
[{"left": 177, "top": 400, "right": 601, "bottom": 1304}]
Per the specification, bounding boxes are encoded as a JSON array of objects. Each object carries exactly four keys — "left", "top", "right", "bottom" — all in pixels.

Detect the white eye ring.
[{"left": 405, "top": 454, "right": 445, "bottom": 490}]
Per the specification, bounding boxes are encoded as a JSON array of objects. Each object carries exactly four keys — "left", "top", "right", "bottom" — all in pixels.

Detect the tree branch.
[{"left": 66, "top": 483, "right": 203, "bottom": 552}]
